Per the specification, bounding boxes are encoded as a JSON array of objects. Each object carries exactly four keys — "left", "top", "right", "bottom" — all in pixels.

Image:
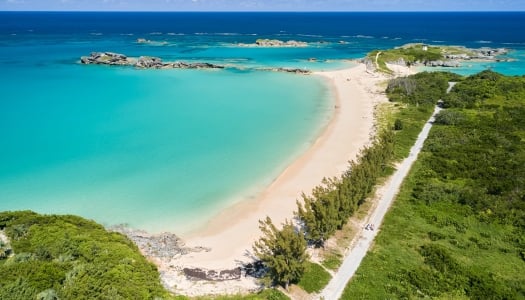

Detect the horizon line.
[{"left": 1, "top": 10, "right": 524, "bottom": 13}]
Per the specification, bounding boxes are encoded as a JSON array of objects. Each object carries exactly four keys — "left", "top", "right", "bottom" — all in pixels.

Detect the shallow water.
[{"left": 1, "top": 12, "right": 524, "bottom": 232}]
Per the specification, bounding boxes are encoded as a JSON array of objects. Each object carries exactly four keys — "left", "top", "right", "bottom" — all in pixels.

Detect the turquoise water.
[
  {"left": 1, "top": 12, "right": 524, "bottom": 233},
  {"left": 0, "top": 64, "right": 331, "bottom": 232},
  {"left": 420, "top": 50, "right": 525, "bottom": 76}
]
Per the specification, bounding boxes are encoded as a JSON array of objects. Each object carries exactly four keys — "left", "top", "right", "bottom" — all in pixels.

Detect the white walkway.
[{"left": 318, "top": 103, "right": 444, "bottom": 300}]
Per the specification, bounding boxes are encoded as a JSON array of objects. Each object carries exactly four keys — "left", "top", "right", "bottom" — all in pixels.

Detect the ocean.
[{"left": 1, "top": 12, "right": 524, "bottom": 233}]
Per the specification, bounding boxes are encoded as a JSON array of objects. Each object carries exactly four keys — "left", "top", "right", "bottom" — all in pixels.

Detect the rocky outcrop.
[
  {"left": 183, "top": 267, "right": 242, "bottom": 281},
  {"left": 80, "top": 52, "right": 313, "bottom": 74},
  {"left": 424, "top": 60, "right": 461, "bottom": 67},
  {"left": 136, "top": 56, "right": 164, "bottom": 68},
  {"left": 181, "top": 261, "right": 266, "bottom": 281},
  {"left": 80, "top": 52, "right": 131, "bottom": 66},
  {"left": 258, "top": 67, "right": 311, "bottom": 74},
  {"left": 473, "top": 47, "right": 508, "bottom": 58},
  {"left": 110, "top": 225, "right": 264, "bottom": 287},
  {"left": 110, "top": 225, "right": 209, "bottom": 260},
  {"left": 387, "top": 57, "right": 407, "bottom": 66},
  {"left": 170, "top": 62, "right": 225, "bottom": 70},
  {"left": 445, "top": 53, "right": 470, "bottom": 60},
  {"left": 423, "top": 47, "right": 509, "bottom": 68},
  {"left": 239, "top": 39, "right": 308, "bottom": 47},
  {"left": 275, "top": 67, "right": 311, "bottom": 74},
  {"left": 256, "top": 39, "right": 307, "bottom": 47},
  {"left": 0, "top": 230, "right": 13, "bottom": 259},
  {"left": 81, "top": 52, "right": 224, "bottom": 70}
]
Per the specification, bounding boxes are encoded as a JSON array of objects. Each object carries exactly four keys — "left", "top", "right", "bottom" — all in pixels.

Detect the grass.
[
  {"left": 368, "top": 43, "right": 477, "bottom": 74},
  {"left": 321, "top": 249, "right": 343, "bottom": 271},
  {"left": 392, "top": 104, "right": 434, "bottom": 160},
  {"left": 210, "top": 289, "right": 290, "bottom": 300},
  {"left": 341, "top": 159, "right": 525, "bottom": 299},
  {"left": 296, "top": 262, "right": 332, "bottom": 293},
  {"left": 340, "top": 72, "right": 525, "bottom": 298},
  {"left": 374, "top": 101, "right": 433, "bottom": 161}
]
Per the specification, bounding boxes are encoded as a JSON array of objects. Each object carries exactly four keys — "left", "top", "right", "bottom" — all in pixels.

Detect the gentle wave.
[
  {"left": 353, "top": 35, "right": 374, "bottom": 39},
  {"left": 297, "top": 34, "right": 324, "bottom": 38}
]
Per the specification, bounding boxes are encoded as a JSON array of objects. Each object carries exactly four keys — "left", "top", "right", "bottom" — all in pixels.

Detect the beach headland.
[{"left": 126, "top": 62, "right": 413, "bottom": 296}]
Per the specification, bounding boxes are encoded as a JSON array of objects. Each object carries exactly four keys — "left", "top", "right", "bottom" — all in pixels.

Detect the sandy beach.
[{"left": 152, "top": 63, "right": 412, "bottom": 296}]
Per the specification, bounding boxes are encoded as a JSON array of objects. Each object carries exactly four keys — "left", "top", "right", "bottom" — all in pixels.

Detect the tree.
[
  {"left": 253, "top": 217, "right": 308, "bottom": 290},
  {"left": 296, "top": 178, "right": 340, "bottom": 247}
]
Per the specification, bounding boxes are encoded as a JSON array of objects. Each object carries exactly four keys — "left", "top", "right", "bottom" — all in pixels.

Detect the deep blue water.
[
  {"left": 0, "top": 12, "right": 523, "bottom": 233},
  {"left": 2, "top": 12, "right": 524, "bottom": 72},
  {"left": 1, "top": 12, "right": 524, "bottom": 46}
]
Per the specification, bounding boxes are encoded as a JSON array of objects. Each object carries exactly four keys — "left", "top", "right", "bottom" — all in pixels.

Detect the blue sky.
[{"left": 2, "top": 0, "right": 525, "bottom": 11}]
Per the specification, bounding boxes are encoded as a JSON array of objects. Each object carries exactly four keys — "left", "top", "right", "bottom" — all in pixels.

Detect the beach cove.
[
  {"left": 136, "top": 62, "right": 414, "bottom": 296},
  {"left": 2, "top": 11, "right": 524, "bottom": 233},
  {"left": 2, "top": 11, "right": 525, "bottom": 296}
]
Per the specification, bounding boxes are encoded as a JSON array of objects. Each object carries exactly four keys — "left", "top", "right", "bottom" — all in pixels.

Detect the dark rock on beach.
[
  {"left": 110, "top": 225, "right": 207, "bottom": 260},
  {"left": 183, "top": 267, "right": 242, "bottom": 281}
]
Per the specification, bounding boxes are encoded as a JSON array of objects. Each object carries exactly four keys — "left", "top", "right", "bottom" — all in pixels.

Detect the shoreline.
[
  {"left": 180, "top": 64, "right": 380, "bottom": 265},
  {"left": 137, "top": 62, "right": 413, "bottom": 296}
]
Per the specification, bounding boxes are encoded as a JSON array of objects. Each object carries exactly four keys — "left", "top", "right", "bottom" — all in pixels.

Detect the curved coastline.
[
  {"left": 181, "top": 64, "right": 381, "bottom": 264},
  {"left": 149, "top": 62, "right": 413, "bottom": 296}
]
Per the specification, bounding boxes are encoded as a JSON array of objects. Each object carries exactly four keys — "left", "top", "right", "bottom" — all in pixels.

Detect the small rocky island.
[
  {"left": 80, "top": 52, "right": 225, "bottom": 69},
  {"left": 364, "top": 44, "right": 511, "bottom": 73},
  {"left": 80, "top": 51, "right": 312, "bottom": 74},
  {"left": 238, "top": 38, "right": 308, "bottom": 47}
]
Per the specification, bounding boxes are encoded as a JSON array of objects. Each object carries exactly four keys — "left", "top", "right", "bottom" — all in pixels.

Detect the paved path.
[{"left": 318, "top": 102, "right": 445, "bottom": 300}]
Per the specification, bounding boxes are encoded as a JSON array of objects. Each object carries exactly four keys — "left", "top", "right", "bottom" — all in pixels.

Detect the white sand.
[{"left": 152, "top": 63, "right": 413, "bottom": 296}]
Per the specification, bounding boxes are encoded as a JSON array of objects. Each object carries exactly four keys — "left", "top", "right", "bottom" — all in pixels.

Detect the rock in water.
[
  {"left": 80, "top": 52, "right": 131, "bottom": 66},
  {"left": 136, "top": 56, "right": 164, "bottom": 69}
]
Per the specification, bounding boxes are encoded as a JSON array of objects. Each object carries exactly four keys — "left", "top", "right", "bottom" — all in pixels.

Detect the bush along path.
[{"left": 318, "top": 81, "right": 455, "bottom": 300}]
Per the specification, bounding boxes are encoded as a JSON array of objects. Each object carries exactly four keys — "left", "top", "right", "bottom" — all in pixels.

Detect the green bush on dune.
[
  {"left": 342, "top": 70, "right": 525, "bottom": 299},
  {"left": 0, "top": 211, "right": 172, "bottom": 300}
]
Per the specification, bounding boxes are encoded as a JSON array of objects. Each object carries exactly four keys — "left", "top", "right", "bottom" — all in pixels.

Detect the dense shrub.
[
  {"left": 342, "top": 71, "right": 525, "bottom": 299},
  {"left": 0, "top": 211, "right": 173, "bottom": 300}
]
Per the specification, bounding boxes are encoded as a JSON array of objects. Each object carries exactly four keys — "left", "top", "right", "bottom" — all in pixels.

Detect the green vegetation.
[
  {"left": 3, "top": 68, "right": 449, "bottom": 299},
  {"left": 320, "top": 249, "right": 343, "bottom": 271},
  {"left": 368, "top": 44, "right": 480, "bottom": 74},
  {"left": 296, "top": 262, "right": 331, "bottom": 293},
  {"left": 197, "top": 289, "right": 289, "bottom": 300},
  {"left": 255, "top": 124, "right": 400, "bottom": 293},
  {"left": 368, "top": 44, "right": 444, "bottom": 73},
  {"left": 342, "top": 70, "right": 525, "bottom": 298},
  {"left": 255, "top": 70, "right": 460, "bottom": 294},
  {"left": 0, "top": 211, "right": 291, "bottom": 300},
  {"left": 0, "top": 211, "right": 173, "bottom": 300},
  {"left": 252, "top": 217, "right": 308, "bottom": 290},
  {"left": 386, "top": 71, "right": 461, "bottom": 105},
  {"left": 386, "top": 71, "right": 462, "bottom": 159},
  {"left": 296, "top": 130, "right": 395, "bottom": 248},
  {"left": 6, "top": 66, "right": 521, "bottom": 299}
]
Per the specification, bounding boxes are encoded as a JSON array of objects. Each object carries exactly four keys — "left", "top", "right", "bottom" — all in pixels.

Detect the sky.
[{"left": 1, "top": 0, "right": 525, "bottom": 12}]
